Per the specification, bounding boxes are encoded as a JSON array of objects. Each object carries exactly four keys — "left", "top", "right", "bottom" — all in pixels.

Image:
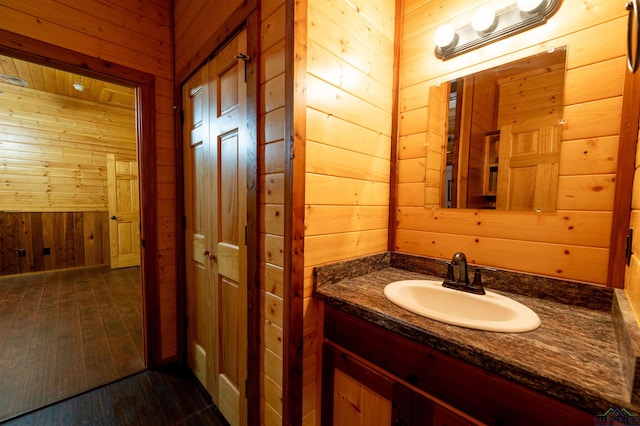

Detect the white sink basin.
[{"left": 383, "top": 280, "right": 541, "bottom": 332}]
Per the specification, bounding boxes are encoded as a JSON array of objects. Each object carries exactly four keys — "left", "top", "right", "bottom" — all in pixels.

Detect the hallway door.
[
  {"left": 107, "top": 153, "right": 141, "bottom": 268},
  {"left": 183, "top": 30, "right": 248, "bottom": 426}
]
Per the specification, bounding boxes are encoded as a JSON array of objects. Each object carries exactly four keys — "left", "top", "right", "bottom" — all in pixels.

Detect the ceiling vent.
[{"left": 0, "top": 73, "right": 28, "bottom": 87}]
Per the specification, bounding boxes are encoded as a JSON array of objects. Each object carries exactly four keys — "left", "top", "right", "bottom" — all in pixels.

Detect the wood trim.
[
  {"left": 284, "top": 0, "right": 306, "bottom": 423},
  {"left": 174, "top": 0, "right": 259, "bottom": 85},
  {"left": 608, "top": 66, "right": 640, "bottom": 288},
  {"left": 320, "top": 343, "right": 335, "bottom": 426},
  {"left": 388, "top": 0, "right": 404, "bottom": 252},
  {"left": 172, "top": 0, "right": 187, "bottom": 368},
  {"left": 135, "top": 79, "right": 159, "bottom": 367},
  {"left": 245, "top": 10, "right": 261, "bottom": 426},
  {"left": 0, "top": 29, "right": 154, "bottom": 87},
  {"left": 0, "top": 30, "right": 159, "bottom": 367}
]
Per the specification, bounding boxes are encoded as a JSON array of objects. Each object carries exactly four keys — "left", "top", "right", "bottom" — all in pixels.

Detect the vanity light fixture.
[
  {"left": 472, "top": 6, "right": 497, "bottom": 33},
  {"left": 517, "top": 0, "right": 545, "bottom": 13},
  {"left": 434, "top": 24, "right": 457, "bottom": 48},
  {"left": 434, "top": 0, "right": 562, "bottom": 60}
]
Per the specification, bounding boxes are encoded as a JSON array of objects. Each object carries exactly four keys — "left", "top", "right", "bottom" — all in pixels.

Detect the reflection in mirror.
[{"left": 432, "top": 47, "right": 567, "bottom": 211}]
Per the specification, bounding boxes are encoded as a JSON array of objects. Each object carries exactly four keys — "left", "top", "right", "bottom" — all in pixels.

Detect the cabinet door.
[
  {"left": 322, "top": 343, "right": 482, "bottom": 426},
  {"left": 323, "top": 343, "right": 412, "bottom": 426}
]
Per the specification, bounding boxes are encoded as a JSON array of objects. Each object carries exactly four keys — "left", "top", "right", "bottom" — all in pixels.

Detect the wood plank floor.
[
  {"left": 2, "top": 364, "right": 229, "bottom": 425},
  {"left": 0, "top": 266, "right": 144, "bottom": 422}
]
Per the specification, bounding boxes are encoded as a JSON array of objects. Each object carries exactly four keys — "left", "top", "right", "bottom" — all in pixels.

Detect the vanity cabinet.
[
  {"left": 323, "top": 342, "right": 478, "bottom": 425},
  {"left": 321, "top": 305, "right": 593, "bottom": 425}
]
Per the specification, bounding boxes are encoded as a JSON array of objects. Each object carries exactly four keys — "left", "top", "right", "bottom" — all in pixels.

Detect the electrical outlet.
[
  {"left": 17, "top": 248, "right": 26, "bottom": 257},
  {"left": 43, "top": 247, "right": 51, "bottom": 255}
]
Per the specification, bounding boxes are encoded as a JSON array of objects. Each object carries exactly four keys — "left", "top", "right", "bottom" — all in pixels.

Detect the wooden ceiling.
[{"left": 0, "top": 54, "right": 135, "bottom": 109}]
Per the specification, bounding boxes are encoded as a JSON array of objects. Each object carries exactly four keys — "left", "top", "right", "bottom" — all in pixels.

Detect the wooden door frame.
[
  {"left": 173, "top": 6, "right": 260, "bottom": 425},
  {"left": 0, "top": 29, "right": 160, "bottom": 366},
  {"left": 284, "top": 0, "right": 306, "bottom": 423},
  {"left": 608, "top": 65, "right": 640, "bottom": 288}
]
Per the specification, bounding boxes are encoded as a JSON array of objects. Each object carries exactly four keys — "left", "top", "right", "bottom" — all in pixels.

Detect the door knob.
[
  {"left": 110, "top": 215, "right": 117, "bottom": 220},
  {"left": 203, "top": 249, "right": 217, "bottom": 260}
]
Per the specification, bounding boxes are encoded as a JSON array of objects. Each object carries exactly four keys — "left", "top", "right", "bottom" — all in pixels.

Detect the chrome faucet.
[{"left": 443, "top": 251, "right": 486, "bottom": 295}]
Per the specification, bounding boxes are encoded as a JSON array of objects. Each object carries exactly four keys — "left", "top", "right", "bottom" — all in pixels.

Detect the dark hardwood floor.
[
  {"left": 1, "top": 364, "right": 229, "bottom": 426},
  {"left": 0, "top": 266, "right": 145, "bottom": 421}
]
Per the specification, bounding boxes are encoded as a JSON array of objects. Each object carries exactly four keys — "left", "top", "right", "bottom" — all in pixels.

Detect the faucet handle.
[
  {"left": 445, "top": 262, "right": 454, "bottom": 282},
  {"left": 471, "top": 268, "right": 486, "bottom": 295},
  {"left": 472, "top": 268, "right": 482, "bottom": 285}
]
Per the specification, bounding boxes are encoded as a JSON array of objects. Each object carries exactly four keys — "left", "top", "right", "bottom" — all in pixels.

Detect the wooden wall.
[
  {"left": 0, "top": 0, "right": 177, "bottom": 359},
  {"left": 174, "top": 0, "right": 254, "bottom": 82},
  {"left": 303, "top": 0, "right": 396, "bottom": 423},
  {"left": 0, "top": 83, "right": 136, "bottom": 211},
  {"left": 0, "top": 211, "right": 109, "bottom": 275},
  {"left": 396, "top": 0, "right": 625, "bottom": 285},
  {"left": 260, "top": 1, "right": 287, "bottom": 424}
]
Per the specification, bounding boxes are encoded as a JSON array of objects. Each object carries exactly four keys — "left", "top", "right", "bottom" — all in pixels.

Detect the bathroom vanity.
[{"left": 314, "top": 253, "right": 640, "bottom": 425}]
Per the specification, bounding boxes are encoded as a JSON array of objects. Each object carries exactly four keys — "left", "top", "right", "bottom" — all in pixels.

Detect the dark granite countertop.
[{"left": 314, "top": 252, "right": 640, "bottom": 416}]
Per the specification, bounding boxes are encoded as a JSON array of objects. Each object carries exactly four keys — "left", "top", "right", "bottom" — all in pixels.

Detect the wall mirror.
[{"left": 427, "top": 46, "right": 567, "bottom": 211}]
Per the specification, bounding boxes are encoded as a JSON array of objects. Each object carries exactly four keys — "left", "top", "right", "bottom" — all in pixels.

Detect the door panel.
[
  {"left": 183, "top": 29, "right": 248, "bottom": 426},
  {"left": 183, "top": 67, "right": 215, "bottom": 393},
  {"left": 496, "top": 124, "right": 561, "bottom": 211},
  {"left": 211, "top": 30, "right": 247, "bottom": 426},
  {"left": 107, "top": 153, "right": 140, "bottom": 268}
]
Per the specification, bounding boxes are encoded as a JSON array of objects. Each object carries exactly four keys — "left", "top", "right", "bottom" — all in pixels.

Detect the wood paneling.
[
  {"left": 396, "top": 0, "right": 626, "bottom": 284},
  {"left": 0, "top": 211, "right": 109, "bottom": 276},
  {"left": 256, "top": 1, "right": 288, "bottom": 423},
  {"left": 0, "top": 0, "right": 173, "bottom": 364},
  {"left": 303, "top": 0, "right": 396, "bottom": 423},
  {"left": 0, "top": 54, "right": 135, "bottom": 108},
  {"left": 0, "top": 83, "right": 136, "bottom": 212},
  {"left": 173, "top": 0, "right": 258, "bottom": 83}
]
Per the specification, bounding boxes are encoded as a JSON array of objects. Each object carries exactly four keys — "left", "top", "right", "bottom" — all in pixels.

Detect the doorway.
[
  {"left": 0, "top": 53, "right": 144, "bottom": 420},
  {"left": 182, "top": 29, "right": 250, "bottom": 426}
]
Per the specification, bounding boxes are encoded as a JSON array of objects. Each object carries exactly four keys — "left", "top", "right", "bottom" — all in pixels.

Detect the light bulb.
[
  {"left": 517, "top": 0, "right": 545, "bottom": 13},
  {"left": 434, "top": 24, "right": 456, "bottom": 48},
  {"left": 72, "top": 83, "right": 85, "bottom": 92},
  {"left": 472, "top": 6, "right": 496, "bottom": 32}
]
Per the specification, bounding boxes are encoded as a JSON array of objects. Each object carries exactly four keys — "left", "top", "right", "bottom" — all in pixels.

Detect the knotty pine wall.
[
  {"left": 0, "top": 80, "right": 135, "bottom": 275},
  {"left": 173, "top": 0, "right": 286, "bottom": 423},
  {"left": 397, "top": 0, "right": 625, "bottom": 285},
  {"left": 303, "top": 0, "right": 396, "bottom": 423},
  {"left": 0, "top": 0, "right": 177, "bottom": 359},
  {"left": 260, "top": 1, "right": 287, "bottom": 424},
  {"left": 0, "top": 83, "right": 136, "bottom": 211}
]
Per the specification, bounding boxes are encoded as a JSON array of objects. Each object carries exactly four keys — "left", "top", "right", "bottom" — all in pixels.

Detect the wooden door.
[
  {"left": 496, "top": 124, "right": 561, "bottom": 211},
  {"left": 107, "top": 153, "right": 140, "bottom": 268},
  {"left": 183, "top": 30, "right": 248, "bottom": 426}
]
